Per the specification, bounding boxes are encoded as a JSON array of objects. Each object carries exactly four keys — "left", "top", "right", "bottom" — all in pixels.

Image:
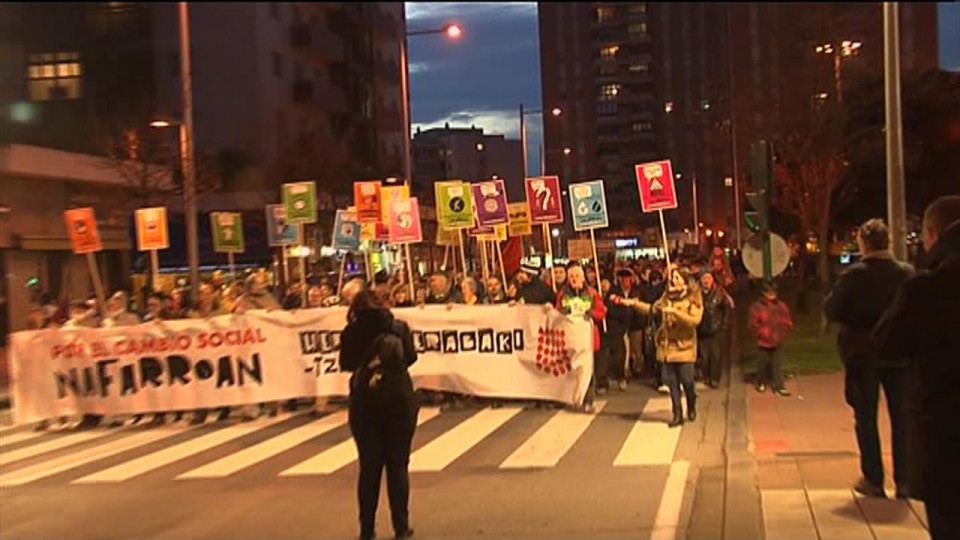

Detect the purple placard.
[{"left": 471, "top": 179, "right": 509, "bottom": 227}]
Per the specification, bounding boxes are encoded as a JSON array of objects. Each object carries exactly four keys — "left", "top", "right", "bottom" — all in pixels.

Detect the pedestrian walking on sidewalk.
[
  {"left": 824, "top": 218, "right": 914, "bottom": 499},
  {"left": 875, "top": 195, "right": 960, "bottom": 540},
  {"left": 340, "top": 290, "right": 419, "bottom": 540},
  {"left": 615, "top": 267, "right": 703, "bottom": 427},
  {"left": 748, "top": 281, "right": 793, "bottom": 396}
]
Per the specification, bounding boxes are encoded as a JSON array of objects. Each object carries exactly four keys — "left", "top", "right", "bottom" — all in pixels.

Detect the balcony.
[
  {"left": 292, "top": 79, "right": 348, "bottom": 113},
  {"left": 290, "top": 23, "right": 345, "bottom": 63}
]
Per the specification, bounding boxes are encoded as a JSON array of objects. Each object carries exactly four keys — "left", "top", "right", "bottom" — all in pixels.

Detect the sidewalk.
[{"left": 749, "top": 372, "right": 929, "bottom": 539}]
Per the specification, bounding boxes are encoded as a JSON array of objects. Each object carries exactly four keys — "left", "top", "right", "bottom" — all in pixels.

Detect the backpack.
[{"left": 350, "top": 331, "right": 404, "bottom": 395}]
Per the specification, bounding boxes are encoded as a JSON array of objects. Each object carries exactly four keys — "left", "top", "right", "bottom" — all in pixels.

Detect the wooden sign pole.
[
  {"left": 227, "top": 251, "right": 236, "bottom": 283},
  {"left": 495, "top": 240, "right": 508, "bottom": 287},
  {"left": 404, "top": 243, "right": 415, "bottom": 299},
  {"left": 149, "top": 249, "right": 160, "bottom": 291},
  {"left": 543, "top": 223, "right": 556, "bottom": 292},
  {"left": 457, "top": 230, "right": 468, "bottom": 277},
  {"left": 441, "top": 245, "right": 450, "bottom": 271},
  {"left": 85, "top": 253, "right": 108, "bottom": 318},
  {"left": 299, "top": 224, "right": 307, "bottom": 305},
  {"left": 337, "top": 251, "right": 348, "bottom": 297},
  {"left": 658, "top": 209, "right": 672, "bottom": 270}
]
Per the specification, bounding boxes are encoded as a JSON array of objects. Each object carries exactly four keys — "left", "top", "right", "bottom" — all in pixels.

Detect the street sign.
[
  {"left": 388, "top": 197, "right": 423, "bottom": 244},
  {"left": 435, "top": 181, "right": 474, "bottom": 230},
  {"left": 354, "top": 181, "right": 383, "bottom": 224},
  {"left": 282, "top": 181, "right": 317, "bottom": 224},
  {"left": 525, "top": 176, "right": 564, "bottom": 224},
  {"left": 472, "top": 179, "right": 509, "bottom": 226},
  {"left": 634, "top": 160, "right": 679, "bottom": 212},
  {"left": 211, "top": 212, "right": 245, "bottom": 253},
  {"left": 265, "top": 204, "right": 301, "bottom": 246},
  {"left": 332, "top": 209, "right": 361, "bottom": 251},
  {"left": 64, "top": 207, "right": 102, "bottom": 254},
  {"left": 135, "top": 207, "right": 169, "bottom": 251},
  {"left": 568, "top": 180, "right": 609, "bottom": 231},
  {"left": 742, "top": 233, "right": 790, "bottom": 279},
  {"left": 507, "top": 201, "right": 533, "bottom": 237}
]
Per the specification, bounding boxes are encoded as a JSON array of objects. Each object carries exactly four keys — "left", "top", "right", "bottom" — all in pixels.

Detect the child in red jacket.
[{"left": 748, "top": 281, "right": 794, "bottom": 396}]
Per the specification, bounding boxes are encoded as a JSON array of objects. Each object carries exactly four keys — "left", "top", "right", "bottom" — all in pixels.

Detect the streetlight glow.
[
  {"left": 551, "top": 107, "right": 562, "bottom": 117},
  {"left": 150, "top": 120, "right": 173, "bottom": 128},
  {"left": 476, "top": 142, "right": 485, "bottom": 152},
  {"left": 563, "top": 147, "right": 572, "bottom": 155},
  {"left": 445, "top": 24, "right": 462, "bottom": 39}
]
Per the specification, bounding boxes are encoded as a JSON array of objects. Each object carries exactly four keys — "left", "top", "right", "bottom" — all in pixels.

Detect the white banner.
[{"left": 10, "top": 306, "right": 593, "bottom": 424}]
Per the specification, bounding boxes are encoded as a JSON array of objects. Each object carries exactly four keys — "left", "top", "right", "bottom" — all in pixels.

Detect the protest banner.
[
  {"left": 525, "top": 176, "right": 563, "bottom": 224},
  {"left": 354, "top": 181, "right": 383, "bottom": 224},
  {"left": 332, "top": 209, "right": 361, "bottom": 252},
  {"left": 10, "top": 306, "right": 593, "bottom": 423},
  {"left": 472, "top": 179, "right": 509, "bottom": 227},
  {"left": 282, "top": 181, "right": 317, "bottom": 224},
  {"left": 435, "top": 181, "right": 474, "bottom": 230}
]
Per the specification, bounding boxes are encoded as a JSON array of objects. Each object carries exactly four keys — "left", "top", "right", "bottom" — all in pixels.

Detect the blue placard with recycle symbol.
[{"left": 568, "top": 180, "right": 609, "bottom": 231}]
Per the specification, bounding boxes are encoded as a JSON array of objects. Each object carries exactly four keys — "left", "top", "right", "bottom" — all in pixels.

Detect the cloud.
[{"left": 405, "top": 2, "right": 542, "bottom": 173}]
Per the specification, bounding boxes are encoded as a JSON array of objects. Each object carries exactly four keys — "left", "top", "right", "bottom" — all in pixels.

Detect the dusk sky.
[{"left": 405, "top": 2, "right": 960, "bottom": 169}]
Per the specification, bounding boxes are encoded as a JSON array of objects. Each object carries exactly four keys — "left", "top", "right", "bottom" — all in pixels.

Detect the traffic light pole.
[{"left": 748, "top": 141, "right": 775, "bottom": 282}]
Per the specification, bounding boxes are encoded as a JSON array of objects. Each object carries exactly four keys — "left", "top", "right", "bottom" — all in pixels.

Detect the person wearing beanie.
[{"left": 515, "top": 262, "right": 554, "bottom": 305}]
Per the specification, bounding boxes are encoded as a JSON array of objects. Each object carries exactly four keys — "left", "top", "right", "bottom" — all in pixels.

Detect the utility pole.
[
  {"left": 178, "top": 1, "right": 199, "bottom": 304},
  {"left": 883, "top": 2, "right": 907, "bottom": 260}
]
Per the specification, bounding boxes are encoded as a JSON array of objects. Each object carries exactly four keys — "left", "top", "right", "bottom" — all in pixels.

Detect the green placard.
[
  {"left": 211, "top": 212, "right": 245, "bottom": 253},
  {"left": 282, "top": 181, "right": 317, "bottom": 224},
  {"left": 435, "top": 181, "right": 474, "bottom": 230}
]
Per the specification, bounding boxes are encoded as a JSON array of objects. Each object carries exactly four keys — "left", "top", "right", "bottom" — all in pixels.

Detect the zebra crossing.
[{"left": 0, "top": 396, "right": 682, "bottom": 489}]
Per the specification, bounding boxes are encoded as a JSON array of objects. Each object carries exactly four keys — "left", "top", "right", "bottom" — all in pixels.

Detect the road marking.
[
  {"left": 176, "top": 411, "right": 349, "bottom": 479},
  {"left": 0, "top": 427, "right": 187, "bottom": 487},
  {"left": 71, "top": 415, "right": 291, "bottom": 483},
  {"left": 0, "top": 429, "right": 115, "bottom": 467},
  {"left": 499, "top": 400, "right": 606, "bottom": 469},
  {"left": 409, "top": 407, "right": 521, "bottom": 472},
  {"left": 613, "top": 397, "right": 680, "bottom": 466},
  {"left": 650, "top": 460, "right": 691, "bottom": 540},
  {"left": 279, "top": 407, "right": 441, "bottom": 477}
]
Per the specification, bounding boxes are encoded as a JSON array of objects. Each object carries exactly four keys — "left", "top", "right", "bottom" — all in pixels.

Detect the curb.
[{"left": 723, "top": 319, "right": 764, "bottom": 539}]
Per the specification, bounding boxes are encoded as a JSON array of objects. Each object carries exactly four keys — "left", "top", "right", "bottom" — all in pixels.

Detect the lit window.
[
  {"left": 628, "top": 22, "right": 648, "bottom": 34},
  {"left": 701, "top": 99, "right": 711, "bottom": 111},
  {"left": 629, "top": 63, "right": 649, "bottom": 73},
  {"left": 597, "top": 7, "right": 615, "bottom": 22},
  {"left": 664, "top": 101, "right": 674, "bottom": 113},
  {"left": 628, "top": 4, "right": 647, "bottom": 14},
  {"left": 632, "top": 122, "right": 652, "bottom": 132},
  {"left": 600, "top": 83, "right": 621, "bottom": 99},
  {"left": 600, "top": 45, "right": 619, "bottom": 59},
  {"left": 26, "top": 52, "right": 82, "bottom": 101}
]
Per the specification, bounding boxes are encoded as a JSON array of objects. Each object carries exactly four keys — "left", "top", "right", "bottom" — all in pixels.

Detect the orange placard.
[
  {"left": 353, "top": 181, "right": 383, "bottom": 223},
  {"left": 135, "top": 207, "right": 169, "bottom": 251},
  {"left": 64, "top": 207, "right": 103, "bottom": 254}
]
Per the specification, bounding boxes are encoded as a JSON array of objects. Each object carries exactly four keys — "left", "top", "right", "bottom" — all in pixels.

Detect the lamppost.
[
  {"left": 882, "top": 3, "right": 906, "bottom": 260},
  {"left": 676, "top": 172, "right": 700, "bottom": 244},
  {"left": 400, "top": 23, "right": 462, "bottom": 186},
  {"left": 519, "top": 105, "right": 562, "bottom": 180},
  {"left": 150, "top": 1, "right": 198, "bottom": 303},
  {"left": 814, "top": 39, "right": 862, "bottom": 103}
]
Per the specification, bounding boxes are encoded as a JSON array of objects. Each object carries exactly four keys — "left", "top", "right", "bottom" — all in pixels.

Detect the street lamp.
[
  {"left": 814, "top": 39, "right": 862, "bottom": 103},
  {"left": 519, "top": 105, "right": 562, "bottom": 178},
  {"left": 401, "top": 23, "right": 462, "bottom": 186}
]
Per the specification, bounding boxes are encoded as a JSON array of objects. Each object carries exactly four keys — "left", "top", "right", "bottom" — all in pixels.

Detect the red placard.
[
  {"left": 524, "top": 176, "right": 564, "bottom": 224},
  {"left": 635, "top": 160, "right": 679, "bottom": 213},
  {"left": 353, "top": 181, "right": 383, "bottom": 223}
]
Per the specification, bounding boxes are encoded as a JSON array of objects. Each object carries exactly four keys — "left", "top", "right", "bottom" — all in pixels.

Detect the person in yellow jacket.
[{"left": 614, "top": 266, "right": 704, "bottom": 427}]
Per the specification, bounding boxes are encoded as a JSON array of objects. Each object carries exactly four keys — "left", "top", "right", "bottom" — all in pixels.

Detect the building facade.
[
  {"left": 412, "top": 125, "right": 523, "bottom": 202},
  {"left": 538, "top": 2, "right": 941, "bottom": 239}
]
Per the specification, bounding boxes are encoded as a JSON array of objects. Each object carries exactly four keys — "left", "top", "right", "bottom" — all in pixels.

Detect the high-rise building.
[
  {"left": 0, "top": 2, "right": 406, "bottom": 193},
  {"left": 538, "top": 2, "right": 940, "bottom": 237}
]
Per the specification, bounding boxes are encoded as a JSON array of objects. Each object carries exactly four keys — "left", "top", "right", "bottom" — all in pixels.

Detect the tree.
[{"left": 771, "top": 100, "right": 853, "bottom": 284}]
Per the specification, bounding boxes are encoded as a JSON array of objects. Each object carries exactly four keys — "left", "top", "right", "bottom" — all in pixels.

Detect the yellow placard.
[
  {"left": 507, "top": 202, "right": 532, "bottom": 237},
  {"left": 381, "top": 184, "right": 410, "bottom": 223}
]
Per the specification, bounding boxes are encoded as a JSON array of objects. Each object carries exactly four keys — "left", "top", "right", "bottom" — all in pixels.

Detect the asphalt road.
[{"left": 0, "top": 383, "right": 728, "bottom": 540}]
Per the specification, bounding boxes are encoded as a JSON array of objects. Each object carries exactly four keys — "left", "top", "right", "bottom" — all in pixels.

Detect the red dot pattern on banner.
[{"left": 535, "top": 327, "right": 571, "bottom": 377}]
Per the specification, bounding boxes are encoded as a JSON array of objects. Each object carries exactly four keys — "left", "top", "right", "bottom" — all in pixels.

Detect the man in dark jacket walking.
[
  {"left": 824, "top": 219, "right": 914, "bottom": 499},
  {"left": 515, "top": 262, "right": 555, "bottom": 305},
  {"left": 698, "top": 272, "right": 731, "bottom": 388},
  {"left": 875, "top": 195, "right": 960, "bottom": 540}
]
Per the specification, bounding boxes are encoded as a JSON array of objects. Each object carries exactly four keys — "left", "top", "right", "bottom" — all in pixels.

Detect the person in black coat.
[
  {"left": 698, "top": 272, "right": 732, "bottom": 388},
  {"left": 875, "top": 196, "right": 960, "bottom": 540},
  {"left": 515, "top": 262, "right": 555, "bottom": 305},
  {"left": 339, "top": 290, "right": 419, "bottom": 540},
  {"left": 600, "top": 274, "right": 632, "bottom": 393},
  {"left": 824, "top": 219, "right": 915, "bottom": 499}
]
